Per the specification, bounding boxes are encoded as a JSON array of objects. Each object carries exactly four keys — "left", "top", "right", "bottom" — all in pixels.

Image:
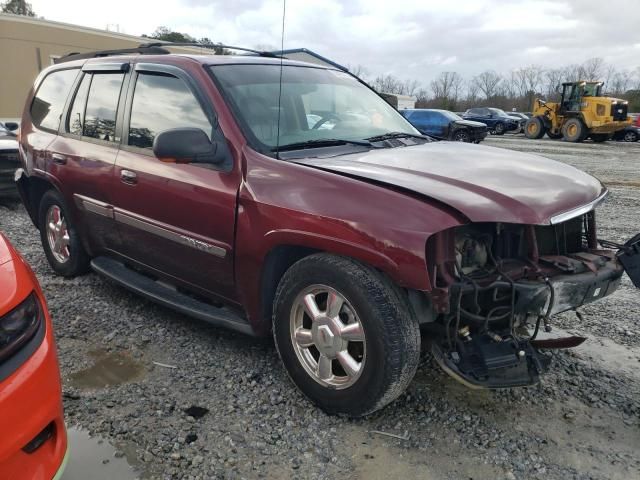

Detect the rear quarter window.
[{"left": 30, "top": 69, "right": 79, "bottom": 132}]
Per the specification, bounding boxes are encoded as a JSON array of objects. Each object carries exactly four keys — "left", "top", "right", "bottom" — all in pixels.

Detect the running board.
[{"left": 90, "top": 256, "right": 254, "bottom": 335}]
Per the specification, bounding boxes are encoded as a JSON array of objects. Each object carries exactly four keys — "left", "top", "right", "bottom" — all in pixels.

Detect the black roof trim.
[
  {"left": 54, "top": 46, "right": 171, "bottom": 64},
  {"left": 270, "top": 48, "right": 348, "bottom": 72},
  {"left": 139, "top": 42, "right": 281, "bottom": 58}
]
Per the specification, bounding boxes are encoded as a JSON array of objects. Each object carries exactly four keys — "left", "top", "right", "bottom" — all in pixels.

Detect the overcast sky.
[{"left": 30, "top": 0, "right": 640, "bottom": 84}]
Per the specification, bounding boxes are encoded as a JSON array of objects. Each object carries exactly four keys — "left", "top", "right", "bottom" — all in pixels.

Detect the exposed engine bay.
[{"left": 424, "top": 211, "right": 636, "bottom": 389}]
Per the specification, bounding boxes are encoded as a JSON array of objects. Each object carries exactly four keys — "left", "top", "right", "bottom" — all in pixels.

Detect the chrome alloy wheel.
[
  {"left": 290, "top": 285, "right": 366, "bottom": 389},
  {"left": 46, "top": 205, "right": 70, "bottom": 263}
]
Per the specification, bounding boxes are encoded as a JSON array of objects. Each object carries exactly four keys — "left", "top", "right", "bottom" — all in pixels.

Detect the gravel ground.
[{"left": 1, "top": 135, "right": 639, "bottom": 480}]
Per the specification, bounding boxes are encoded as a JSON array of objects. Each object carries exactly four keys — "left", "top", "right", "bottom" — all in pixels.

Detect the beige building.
[{"left": 0, "top": 13, "right": 212, "bottom": 119}]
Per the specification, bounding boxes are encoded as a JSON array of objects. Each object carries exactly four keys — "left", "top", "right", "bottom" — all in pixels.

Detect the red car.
[
  {"left": 14, "top": 45, "right": 639, "bottom": 416},
  {"left": 0, "top": 233, "right": 67, "bottom": 479}
]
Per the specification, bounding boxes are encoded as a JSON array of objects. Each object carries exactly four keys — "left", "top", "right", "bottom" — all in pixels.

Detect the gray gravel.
[{"left": 1, "top": 135, "right": 639, "bottom": 480}]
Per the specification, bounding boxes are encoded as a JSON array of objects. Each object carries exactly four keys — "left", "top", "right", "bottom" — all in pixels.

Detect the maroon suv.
[{"left": 15, "top": 47, "right": 638, "bottom": 416}]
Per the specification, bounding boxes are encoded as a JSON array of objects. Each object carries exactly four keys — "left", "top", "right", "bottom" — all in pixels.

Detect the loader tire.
[
  {"left": 562, "top": 118, "right": 587, "bottom": 142},
  {"left": 524, "top": 117, "right": 546, "bottom": 139}
]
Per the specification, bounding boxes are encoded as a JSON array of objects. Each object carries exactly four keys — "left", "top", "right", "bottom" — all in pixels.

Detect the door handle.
[
  {"left": 120, "top": 169, "right": 137, "bottom": 185},
  {"left": 52, "top": 153, "right": 67, "bottom": 165}
]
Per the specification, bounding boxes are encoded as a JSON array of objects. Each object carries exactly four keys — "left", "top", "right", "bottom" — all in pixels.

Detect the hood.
[
  {"left": 0, "top": 137, "right": 18, "bottom": 151},
  {"left": 453, "top": 119, "right": 487, "bottom": 129},
  {"left": 293, "top": 142, "right": 605, "bottom": 225}
]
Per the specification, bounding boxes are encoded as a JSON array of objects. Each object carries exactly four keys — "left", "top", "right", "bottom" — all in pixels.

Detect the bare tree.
[
  {"left": 474, "top": 70, "right": 503, "bottom": 99},
  {"left": 465, "top": 80, "right": 480, "bottom": 104},
  {"left": 346, "top": 64, "right": 369, "bottom": 79},
  {"left": 402, "top": 79, "right": 420, "bottom": 97},
  {"left": 610, "top": 70, "right": 633, "bottom": 96},
  {"left": 544, "top": 69, "right": 564, "bottom": 98},
  {"left": 579, "top": 57, "right": 605, "bottom": 81},
  {"left": 430, "top": 72, "right": 463, "bottom": 100}
]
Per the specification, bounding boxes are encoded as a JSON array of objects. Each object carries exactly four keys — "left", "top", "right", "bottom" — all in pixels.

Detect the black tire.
[
  {"left": 622, "top": 130, "right": 638, "bottom": 142},
  {"left": 452, "top": 129, "right": 471, "bottom": 142},
  {"left": 524, "top": 117, "right": 546, "bottom": 139},
  {"left": 38, "top": 189, "right": 89, "bottom": 277},
  {"left": 590, "top": 134, "right": 609, "bottom": 143},
  {"left": 562, "top": 118, "right": 587, "bottom": 142},
  {"left": 272, "top": 253, "right": 420, "bottom": 417},
  {"left": 493, "top": 122, "right": 506, "bottom": 135},
  {"left": 547, "top": 131, "right": 563, "bottom": 139}
]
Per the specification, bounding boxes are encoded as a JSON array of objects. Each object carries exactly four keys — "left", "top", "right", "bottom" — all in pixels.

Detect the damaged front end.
[{"left": 425, "top": 210, "right": 634, "bottom": 389}]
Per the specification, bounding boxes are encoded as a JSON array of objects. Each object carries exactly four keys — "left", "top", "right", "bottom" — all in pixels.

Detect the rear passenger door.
[
  {"left": 111, "top": 63, "right": 239, "bottom": 301},
  {"left": 47, "top": 64, "right": 128, "bottom": 253}
]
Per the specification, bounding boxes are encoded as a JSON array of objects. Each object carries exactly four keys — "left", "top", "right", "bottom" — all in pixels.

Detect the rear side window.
[
  {"left": 83, "top": 73, "right": 125, "bottom": 142},
  {"left": 127, "top": 72, "right": 211, "bottom": 149},
  {"left": 30, "top": 69, "right": 78, "bottom": 132},
  {"left": 67, "top": 74, "right": 91, "bottom": 136}
]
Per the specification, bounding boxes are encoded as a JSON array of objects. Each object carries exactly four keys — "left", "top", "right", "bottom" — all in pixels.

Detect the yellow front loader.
[{"left": 525, "top": 81, "right": 632, "bottom": 142}]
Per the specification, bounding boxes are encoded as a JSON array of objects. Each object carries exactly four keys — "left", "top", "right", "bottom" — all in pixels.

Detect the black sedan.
[
  {"left": 612, "top": 125, "right": 639, "bottom": 142},
  {"left": 400, "top": 109, "right": 488, "bottom": 143},
  {"left": 0, "top": 122, "right": 19, "bottom": 197},
  {"left": 462, "top": 107, "right": 521, "bottom": 135}
]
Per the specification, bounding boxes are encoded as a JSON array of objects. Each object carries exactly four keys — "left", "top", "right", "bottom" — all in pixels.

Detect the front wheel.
[
  {"left": 38, "top": 190, "right": 89, "bottom": 277},
  {"left": 452, "top": 129, "right": 471, "bottom": 142},
  {"left": 623, "top": 130, "right": 638, "bottom": 142},
  {"left": 272, "top": 254, "right": 420, "bottom": 417},
  {"left": 524, "top": 117, "right": 546, "bottom": 139},
  {"left": 493, "top": 122, "right": 506, "bottom": 135}
]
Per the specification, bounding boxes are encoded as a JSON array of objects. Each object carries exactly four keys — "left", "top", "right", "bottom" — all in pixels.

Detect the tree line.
[{"left": 352, "top": 58, "right": 640, "bottom": 113}]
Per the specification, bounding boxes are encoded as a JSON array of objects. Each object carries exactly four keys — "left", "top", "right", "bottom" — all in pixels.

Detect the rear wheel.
[
  {"left": 590, "top": 134, "right": 609, "bottom": 143},
  {"left": 623, "top": 130, "right": 638, "bottom": 142},
  {"left": 38, "top": 190, "right": 89, "bottom": 277},
  {"left": 524, "top": 117, "right": 546, "bottom": 139},
  {"left": 452, "top": 129, "right": 471, "bottom": 142},
  {"left": 272, "top": 254, "right": 420, "bottom": 417},
  {"left": 562, "top": 118, "right": 587, "bottom": 142},
  {"left": 493, "top": 122, "right": 506, "bottom": 135}
]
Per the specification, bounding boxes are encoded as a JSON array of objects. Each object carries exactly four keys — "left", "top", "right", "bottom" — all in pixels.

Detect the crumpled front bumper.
[{"left": 514, "top": 254, "right": 624, "bottom": 317}]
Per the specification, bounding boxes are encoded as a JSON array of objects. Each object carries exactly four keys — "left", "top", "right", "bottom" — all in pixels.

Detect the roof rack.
[
  {"left": 54, "top": 45, "right": 171, "bottom": 64},
  {"left": 139, "top": 42, "right": 281, "bottom": 58},
  {"left": 54, "top": 42, "right": 282, "bottom": 64}
]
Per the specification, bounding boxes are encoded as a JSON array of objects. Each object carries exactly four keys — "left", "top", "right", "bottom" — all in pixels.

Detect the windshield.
[
  {"left": 582, "top": 83, "right": 602, "bottom": 97},
  {"left": 489, "top": 108, "right": 510, "bottom": 117},
  {"left": 438, "top": 110, "right": 462, "bottom": 121},
  {"left": 210, "top": 64, "right": 419, "bottom": 152}
]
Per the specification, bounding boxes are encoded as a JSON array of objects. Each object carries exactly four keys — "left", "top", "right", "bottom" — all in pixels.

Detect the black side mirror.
[
  {"left": 4, "top": 122, "right": 19, "bottom": 131},
  {"left": 153, "top": 128, "right": 217, "bottom": 164}
]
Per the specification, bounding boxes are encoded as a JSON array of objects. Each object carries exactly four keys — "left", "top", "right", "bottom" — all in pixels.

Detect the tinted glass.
[
  {"left": 432, "top": 112, "right": 449, "bottom": 126},
  {"left": 67, "top": 74, "right": 91, "bottom": 136},
  {"left": 84, "top": 73, "right": 124, "bottom": 142},
  {"left": 128, "top": 73, "right": 211, "bottom": 149},
  {"left": 439, "top": 110, "right": 462, "bottom": 121},
  {"left": 30, "top": 69, "right": 78, "bottom": 131},
  {"left": 211, "top": 65, "right": 418, "bottom": 150}
]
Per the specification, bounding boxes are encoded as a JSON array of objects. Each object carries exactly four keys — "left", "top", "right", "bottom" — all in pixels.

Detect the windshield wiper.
[
  {"left": 272, "top": 138, "right": 372, "bottom": 152},
  {"left": 366, "top": 132, "right": 430, "bottom": 142}
]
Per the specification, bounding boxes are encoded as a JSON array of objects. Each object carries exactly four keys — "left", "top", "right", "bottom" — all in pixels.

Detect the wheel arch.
[
  {"left": 243, "top": 230, "right": 425, "bottom": 335},
  {"left": 16, "top": 170, "right": 59, "bottom": 228}
]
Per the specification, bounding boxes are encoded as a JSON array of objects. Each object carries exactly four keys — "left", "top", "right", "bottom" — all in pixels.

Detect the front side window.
[
  {"left": 128, "top": 73, "right": 212, "bottom": 149},
  {"left": 30, "top": 69, "right": 79, "bottom": 131},
  {"left": 84, "top": 73, "right": 124, "bottom": 142},
  {"left": 210, "top": 64, "right": 418, "bottom": 152}
]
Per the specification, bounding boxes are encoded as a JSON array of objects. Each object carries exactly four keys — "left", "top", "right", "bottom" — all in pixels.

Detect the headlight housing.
[{"left": 0, "top": 292, "right": 42, "bottom": 363}]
